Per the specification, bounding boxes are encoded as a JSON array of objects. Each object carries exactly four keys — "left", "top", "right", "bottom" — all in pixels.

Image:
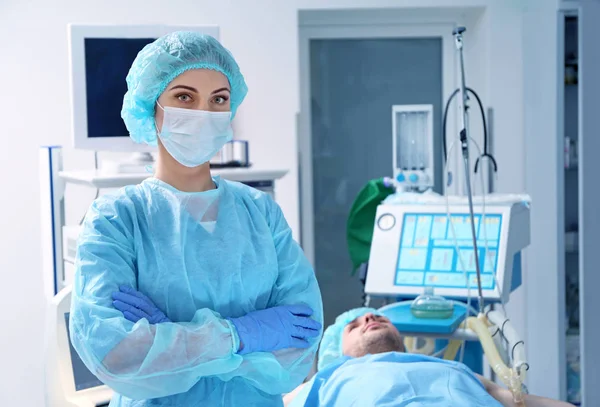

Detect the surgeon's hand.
[
  {"left": 228, "top": 305, "right": 322, "bottom": 355},
  {"left": 112, "top": 285, "right": 171, "bottom": 324}
]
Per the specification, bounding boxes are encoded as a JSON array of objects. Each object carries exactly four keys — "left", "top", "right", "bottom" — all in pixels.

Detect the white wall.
[{"left": 0, "top": 0, "right": 549, "bottom": 404}]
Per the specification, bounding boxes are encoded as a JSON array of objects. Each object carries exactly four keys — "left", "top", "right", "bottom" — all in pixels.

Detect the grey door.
[{"left": 308, "top": 37, "right": 443, "bottom": 326}]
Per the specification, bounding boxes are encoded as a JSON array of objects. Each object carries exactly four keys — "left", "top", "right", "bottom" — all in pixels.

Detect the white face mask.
[{"left": 156, "top": 103, "right": 233, "bottom": 167}]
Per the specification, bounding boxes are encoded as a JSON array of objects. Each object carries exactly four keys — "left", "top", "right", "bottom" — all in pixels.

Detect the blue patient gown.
[
  {"left": 290, "top": 353, "right": 503, "bottom": 407},
  {"left": 69, "top": 177, "right": 323, "bottom": 406}
]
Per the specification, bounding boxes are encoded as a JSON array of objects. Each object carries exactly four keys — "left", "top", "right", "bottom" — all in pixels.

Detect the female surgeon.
[{"left": 69, "top": 31, "right": 323, "bottom": 407}]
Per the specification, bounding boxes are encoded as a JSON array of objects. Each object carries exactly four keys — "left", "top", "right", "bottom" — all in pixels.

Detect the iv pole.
[{"left": 452, "top": 26, "right": 484, "bottom": 315}]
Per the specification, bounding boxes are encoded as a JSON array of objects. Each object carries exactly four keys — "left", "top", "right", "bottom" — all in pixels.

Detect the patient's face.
[{"left": 342, "top": 313, "right": 405, "bottom": 358}]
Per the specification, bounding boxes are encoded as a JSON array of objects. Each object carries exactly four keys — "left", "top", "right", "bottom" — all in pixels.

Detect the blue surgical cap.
[
  {"left": 121, "top": 31, "right": 248, "bottom": 145},
  {"left": 317, "top": 307, "right": 383, "bottom": 371}
]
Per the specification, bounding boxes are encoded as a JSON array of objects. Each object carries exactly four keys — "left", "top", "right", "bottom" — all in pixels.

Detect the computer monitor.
[{"left": 68, "top": 24, "right": 219, "bottom": 153}]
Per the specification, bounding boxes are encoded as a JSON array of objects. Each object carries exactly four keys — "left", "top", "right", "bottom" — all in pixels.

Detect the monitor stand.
[{"left": 101, "top": 152, "right": 155, "bottom": 174}]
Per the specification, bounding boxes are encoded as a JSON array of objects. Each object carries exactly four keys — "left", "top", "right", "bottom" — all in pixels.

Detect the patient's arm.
[
  {"left": 283, "top": 382, "right": 308, "bottom": 406},
  {"left": 476, "top": 374, "right": 575, "bottom": 407}
]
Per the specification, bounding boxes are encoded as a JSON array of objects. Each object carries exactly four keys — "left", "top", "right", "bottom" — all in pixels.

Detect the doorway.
[{"left": 299, "top": 19, "right": 456, "bottom": 325}]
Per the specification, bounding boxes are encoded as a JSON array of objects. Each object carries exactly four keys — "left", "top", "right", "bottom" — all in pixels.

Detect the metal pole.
[{"left": 453, "top": 26, "right": 484, "bottom": 314}]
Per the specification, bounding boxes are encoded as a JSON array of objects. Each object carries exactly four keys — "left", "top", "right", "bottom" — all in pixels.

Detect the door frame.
[
  {"left": 561, "top": 1, "right": 600, "bottom": 404},
  {"left": 298, "top": 17, "right": 458, "bottom": 266}
]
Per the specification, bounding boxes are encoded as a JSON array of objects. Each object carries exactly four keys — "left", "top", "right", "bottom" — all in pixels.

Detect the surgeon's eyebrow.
[
  {"left": 169, "top": 84, "right": 198, "bottom": 92},
  {"left": 211, "top": 87, "right": 231, "bottom": 94}
]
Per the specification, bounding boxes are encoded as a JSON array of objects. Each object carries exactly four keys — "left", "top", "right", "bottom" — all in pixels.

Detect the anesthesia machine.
[{"left": 348, "top": 27, "right": 531, "bottom": 405}]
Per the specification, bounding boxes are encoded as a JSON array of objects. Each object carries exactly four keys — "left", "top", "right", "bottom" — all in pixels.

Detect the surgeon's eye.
[
  {"left": 213, "top": 95, "right": 230, "bottom": 105},
  {"left": 176, "top": 93, "right": 193, "bottom": 103}
]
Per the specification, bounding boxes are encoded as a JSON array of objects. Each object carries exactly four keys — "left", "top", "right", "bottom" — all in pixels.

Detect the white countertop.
[{"left": 60, "top": 168, "right": 289, "bottom": 189}]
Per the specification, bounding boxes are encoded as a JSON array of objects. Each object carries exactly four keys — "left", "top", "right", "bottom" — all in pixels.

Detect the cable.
[
  {"left": 442, "top": 88, "right": 498, "bottom": 175},
  {"left": 470, "top": 90, "right": 498, "bottom": 175},
  {"left": 468, "top": 136, "right": 509, "bottom": 315}
]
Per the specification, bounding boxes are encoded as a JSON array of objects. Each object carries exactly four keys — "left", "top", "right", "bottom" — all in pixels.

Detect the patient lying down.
[{"left": 284, "top": 310, "right": 574, "bottom": 407}]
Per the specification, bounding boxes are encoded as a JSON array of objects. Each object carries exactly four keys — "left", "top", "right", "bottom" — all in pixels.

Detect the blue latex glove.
[
  {"left": 112, "top": 285, "right": 171, "bottom": 324},
  {"left": 229, "top": 305, "right": 322, "bottom": 355}
]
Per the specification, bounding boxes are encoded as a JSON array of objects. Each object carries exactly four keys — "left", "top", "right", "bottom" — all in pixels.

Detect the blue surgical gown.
[
  {"left": 69, "top": 177, "right": 323, "bottom": 406},
  {"left": 289, "top": 352, "right": 503, "bottom": 406}
]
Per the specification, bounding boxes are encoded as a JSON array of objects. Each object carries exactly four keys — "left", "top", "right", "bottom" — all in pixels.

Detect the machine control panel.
[{"left": 393, "top": 213, "right": 501, "bottom": 290}]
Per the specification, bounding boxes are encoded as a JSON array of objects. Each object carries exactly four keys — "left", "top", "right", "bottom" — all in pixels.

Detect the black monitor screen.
[
  {"left": 64, "top": 313, "right": 105, "bottom": 391},
  {"left": 84, "top": 37, "right": 156, "bottom": 138}
]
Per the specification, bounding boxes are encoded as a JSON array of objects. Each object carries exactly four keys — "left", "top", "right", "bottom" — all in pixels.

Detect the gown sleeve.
[
  {"left": 69, "top": 196, "right": 244, "bottom": 400},
  {"left": 216, "top": 194, "right": 324, "bottom": 395}
]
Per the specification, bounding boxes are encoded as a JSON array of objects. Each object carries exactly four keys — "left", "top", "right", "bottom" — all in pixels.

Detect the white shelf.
[{"left": 59, "top": 168, "right": 289, "bottom": 189}]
